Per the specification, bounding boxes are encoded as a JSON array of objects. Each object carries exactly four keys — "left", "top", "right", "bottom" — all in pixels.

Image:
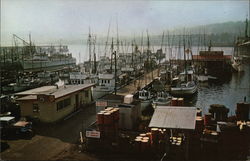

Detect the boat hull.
[
  {"left": 171, "top": 85, "right": 198, "bottom": 96},
  {"left": 232, "top": 63, "right": 244, "bottom": 72}
]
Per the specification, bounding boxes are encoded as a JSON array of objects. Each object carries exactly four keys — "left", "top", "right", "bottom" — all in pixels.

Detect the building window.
[
  {"left": 57, "top": 98, "right": 71, "bottom": 111},
  {"left": 33, "top": 104, "right": 39, "bottom": 113},
  {"left": 85, "top": 91, "right": 89, "bottom": 98}
]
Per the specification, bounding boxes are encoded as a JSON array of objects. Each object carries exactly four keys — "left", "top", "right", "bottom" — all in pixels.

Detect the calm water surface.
[
  {"left": 192, "top": 63, "right": 250, "bottom": 116},
  {"left": 68, "top": 44, "right": 249, "bottom": 116}
]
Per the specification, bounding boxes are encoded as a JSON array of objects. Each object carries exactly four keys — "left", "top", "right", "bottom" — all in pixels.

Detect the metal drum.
[
  {"left": 204, "top": 113, "right": 212, "bottom": 126},
  {"left": 141, "top": 139, "right": 149, "bottom": 152},
  {"left": 140, "top": 133, "right": 146, "bottom": 137},
  {"left": 104, "top": 112, "right": 112, "bottom": 125},
  {"left": 196, "top": 116, "right": 204, "bottom": 132},
  {"left": 97, "top": 112, "right": 104, "bottom": 125},
  {"left": 177, "top": 98, "right": 184, "bottom": 106},
  {"left": 171, "top": 98, "right": 178, "bottom": 106},
  {"left": 151, "top": 128, "right": 159, "bottom": 144},
  {"left": 134, "top": 138, "right": 141, "bottom": 152}
]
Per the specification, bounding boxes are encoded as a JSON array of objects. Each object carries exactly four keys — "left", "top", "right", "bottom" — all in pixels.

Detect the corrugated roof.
[{"left": 149, "top": 106, "right": 197, "bottom": 130}]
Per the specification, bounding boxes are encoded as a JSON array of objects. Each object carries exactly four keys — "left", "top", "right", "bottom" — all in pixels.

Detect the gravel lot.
[{"left": 1, "top": 105, "right": 97, "bottom": 160}]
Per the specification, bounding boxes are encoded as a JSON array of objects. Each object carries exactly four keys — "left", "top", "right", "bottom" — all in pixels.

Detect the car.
[{"left": 0, "top": 116, "right": 32, "bottom": 138}]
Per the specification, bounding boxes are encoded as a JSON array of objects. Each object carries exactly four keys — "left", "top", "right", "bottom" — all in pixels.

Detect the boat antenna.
[
  {"left": 104, "top": 18, "right": 111, "bottom": 57},
  {"left": 116, "top": 15, "right": 119, "bottom": 58}
]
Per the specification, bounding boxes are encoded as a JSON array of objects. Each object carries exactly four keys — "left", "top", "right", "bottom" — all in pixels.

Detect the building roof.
[
  {"left": 0, "top": 116, "right": 15, "bottom": 122},
  {"left": 192, "top": 55, "right": 231, "bottom": 61},
  {"left": 16, "top": 84, "right": 95, "bottom": 101},
  {"left": 16, "top": 95, "right": 37, "bottom": 101},
  {"left": 15, "top": 86, "right": 57, "bottom": 96},
  {"left": 149, "top": 106, "right": 197, "bottom": 130}
]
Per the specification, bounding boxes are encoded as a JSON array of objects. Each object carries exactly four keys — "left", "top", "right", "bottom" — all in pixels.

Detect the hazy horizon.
[{"left": 1, "top": 0, "right": 249, "bottom": 46}]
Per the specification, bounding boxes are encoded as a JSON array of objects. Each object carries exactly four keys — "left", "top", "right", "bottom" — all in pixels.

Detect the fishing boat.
[
  {"left": 14, "top": 76, "right": 41, "bottom": 92},
  {"left": 139, "top": 89, "right": 153, "bottom": 111},
  {"left": 232, "top": 56, "right": 244, "bottom": 72},
  {"left": 171, "top": 70, "right": 198, "bottom": 96},
  {"left": 93, "top": 73, "right": 116, "bottom": 100},
  {"left": 152, "top": 91, "right": 171, "bottom": 108}
]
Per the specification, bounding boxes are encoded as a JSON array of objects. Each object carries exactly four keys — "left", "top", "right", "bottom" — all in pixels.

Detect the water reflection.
[{"left": 188, "top": 63, "right": 250, "bottom": 116}]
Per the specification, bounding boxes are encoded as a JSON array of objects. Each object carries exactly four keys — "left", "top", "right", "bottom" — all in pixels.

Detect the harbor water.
[{"left": 68, "top": 44, "right": 249, "bottom": 116}]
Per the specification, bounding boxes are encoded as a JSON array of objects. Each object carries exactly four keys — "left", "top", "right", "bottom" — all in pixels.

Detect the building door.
[{"left": 75, "top": 94, "right": 79, "bottom": 110}]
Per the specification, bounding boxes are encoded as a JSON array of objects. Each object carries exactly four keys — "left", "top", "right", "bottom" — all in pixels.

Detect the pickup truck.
[{"left": 0, "top": 116, "right": 33, "bottom": 138}]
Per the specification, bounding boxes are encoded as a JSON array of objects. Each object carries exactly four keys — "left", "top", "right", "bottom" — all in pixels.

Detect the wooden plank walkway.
[{"left": 116, "top": 68, "right": 160, "bottom": 96}]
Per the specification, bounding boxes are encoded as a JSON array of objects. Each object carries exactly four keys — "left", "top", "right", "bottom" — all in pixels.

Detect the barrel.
[
  {"left": 236, "top": 103, "right": 249, "bottom": 121},
  {"left": 141, "top": 139, "right": 149, "bottom": 152},
  {"left": 136, "top": 136, "right": 143, "bottom": 140},
  {"left": 177, "top": 98, "right": 184, "bottom": 106},
  {"left": 197, "top": 109, "right": 202, "bottom": 116},
  {"left": 171, "top": 98, "right": 178, "bottom": 106},
  {"left": 146, "top": 132, "right": 151, "bottom": 137},
  {"left": 98, "top": 125, "right": 105, "bottom": 137},
  {"left": 97, "top": 112, "right": 104, "bottom": 125},
  {"left": 158, "top": 129, "right": 165, "bottom": 141},
  {"left": 104, "top": 124, "right": 115, "bottom": 138},
  {"left": 134, "top": 138, "right": 141, "bottom": 152},
  {"left": 112, "top": 109, "right": 119, "bottom": 121},
  {"left": 109, "top": 111, "right": 115, "bottom": 121},
  {"left": 140, "top": 133, "right": 146, "bottom": 137},
  {"left": 196, "top": 116, "right": 204, "bottom": 132},
  {"left": 151, "top": 128, "right": 159, "bottom": 144},
  {"left": 106, "top": 107, "right": 114, "bottom": 111},
  {"left": 113, "top": 122, "right": 119, "bottom": 134},
  {"left": 204, "top": 113, "right": 212, "bottom": 126},
  {"left": 104, "top": 112, "right": 112, "bottom": 125}
]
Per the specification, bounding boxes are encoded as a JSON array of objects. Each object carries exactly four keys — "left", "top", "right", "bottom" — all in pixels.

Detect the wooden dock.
[{"left": 116, "top": 69, "right": 160, "bottom": 96}]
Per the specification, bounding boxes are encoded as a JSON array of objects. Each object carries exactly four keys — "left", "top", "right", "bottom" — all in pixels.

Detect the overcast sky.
[{"left": 1, "top": 0, "right": 249, "bottom": 45}]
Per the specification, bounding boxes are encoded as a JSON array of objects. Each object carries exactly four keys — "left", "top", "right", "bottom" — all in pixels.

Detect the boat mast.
[
  {"left": 88, "top": 28, "right": 92, "bottom": 74},
  {"left": 183, "top": 30, "right": 187, "bottom": 82},
  {"left": 93, "top": 36, "right": 97, "bottom": 74},
  {"left": 159, "top": 31, "right": 164, "bottom": 76},
  {"left": 29, "top": 33, "right": 33, "bottom": 71},
  {"left": 110, "top": 38, "right": 114, "bottom": 73},
  {"left": 167, "top": 31, "right": 172, "bottom": 68},
  {"left": 245, "top": 17, "right": 249, "bottom": 38},
  {"left": 104, "top": 19, "right": 111, "bottom": 57}
]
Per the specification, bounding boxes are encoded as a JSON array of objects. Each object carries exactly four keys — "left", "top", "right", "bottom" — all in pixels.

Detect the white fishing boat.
[
  {"left": 232, "top": 56, "right": 244, "bottom": 72},
  {"left": 93, "top": 73, "right": 116, "bottom": 100},
  {"left": 152, "top": 91, "right": 171, "bottom": 108},
  {"left": 138, "top": 89, "right": 153, "bottom": 111},
  {"left": 171, "top": 70, "right": 198, "bottom": 96}
]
